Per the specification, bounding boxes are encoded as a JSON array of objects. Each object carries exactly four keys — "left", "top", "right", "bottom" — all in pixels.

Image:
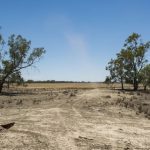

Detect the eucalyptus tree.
[
  {"left": 139, "top": 64, "right": 150, "bottom": 90},
  {"left": 8, "top": 71, "right": 24, "bottom": 86},
  {"left": 122, "top": 33, "right": 150, "bottom": 90},
  {"left": 106, "top": 33, "right": 150, "bottom": 90},
  {"left": 0, "top": 33, "right": 46, "bottom": 93},
  {"left": 106, "top": 54, "right": 125, "bottom": 90}
]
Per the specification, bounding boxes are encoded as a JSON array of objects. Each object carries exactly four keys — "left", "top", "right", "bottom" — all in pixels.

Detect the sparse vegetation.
[
  {"left": 139, "top": 64, "right": 150, "bottom": 90},
  {"left": 1, "top": 1, "right": 150, "bottom": 149},
  {"left": 106, "top": 33, "right": 150, "bottom": 91},
  {"left": 0, "top": 88, "right": 150, "bottom": 149},
  {"left": 0, "top": 33, "right": 46, "bottom": 93}
]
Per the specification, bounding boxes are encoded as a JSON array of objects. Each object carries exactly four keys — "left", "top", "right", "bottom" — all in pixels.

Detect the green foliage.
[
  {"left": 106, "top": 52, "right": 126, "bottom": 89},
  {"left": 139, "top": 64, "right": 150, "bottom": 90},
  {"left": 122, "top": 33, "right": 150, "bottom": 90},
  {"left": 106, "top": 33, "right": 150, "bottom": 90},
  {"left": 8, "top": 71, "right": 23, "bottom": 84},
  {"left": 26, "top": 79, "right": 34, "bottom": 83},
  {"left": 0, "top": 33, "right": 46, "bottom": 93},
  {"left": 104, "top": 76, "right": 111, "bottom": 84}
]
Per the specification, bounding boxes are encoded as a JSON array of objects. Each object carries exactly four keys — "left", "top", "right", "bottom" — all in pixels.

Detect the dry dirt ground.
[{"left": 0, "top": 89, "right": 150, "bottom": 150}]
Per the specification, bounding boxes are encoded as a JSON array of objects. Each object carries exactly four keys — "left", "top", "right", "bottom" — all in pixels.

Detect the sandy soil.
[{"left": 0, "top": 89, "right": 150, "bottom": 150}]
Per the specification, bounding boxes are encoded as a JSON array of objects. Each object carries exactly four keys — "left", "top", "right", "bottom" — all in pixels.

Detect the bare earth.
[{"left": 0, "top": 89, "right": 150, "bottom": 150}]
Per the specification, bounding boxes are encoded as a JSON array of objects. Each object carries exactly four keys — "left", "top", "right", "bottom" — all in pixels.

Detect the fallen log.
[{"left": 0, "top": 122, "right": 15, "bottom": 130}]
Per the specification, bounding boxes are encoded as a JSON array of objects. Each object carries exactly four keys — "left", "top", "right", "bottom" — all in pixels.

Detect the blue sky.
[{"left": 0, "top": 0, "right": 150, "bottom": 81}]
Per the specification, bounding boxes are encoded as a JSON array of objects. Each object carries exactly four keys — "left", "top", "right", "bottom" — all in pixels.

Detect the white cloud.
[
  {"left": 65, "top": 32, "right": 101, "bottom": 78},
  {"left": 65, "top": 32, "right": 88, "bottom": 59},
  {"left": 44, "top": 13, "right": 71, "bottom": 33},
  {"left": 43, "top": 14, "right": 103, "bottom": 81}
]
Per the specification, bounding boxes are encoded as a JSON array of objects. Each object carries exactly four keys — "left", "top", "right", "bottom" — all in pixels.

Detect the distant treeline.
[{"left": 25, "top": 80, "right": 99, "bottom": 83}]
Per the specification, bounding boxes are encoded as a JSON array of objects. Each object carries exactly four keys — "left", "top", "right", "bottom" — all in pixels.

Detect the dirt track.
[{"left": 0, "top": 89, "right": 150, "bottom": 150}]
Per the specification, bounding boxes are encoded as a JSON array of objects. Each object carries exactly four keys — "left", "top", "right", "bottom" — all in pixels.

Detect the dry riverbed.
[{"left": 0, "top": 89, "right": 150, "bottom": 150}]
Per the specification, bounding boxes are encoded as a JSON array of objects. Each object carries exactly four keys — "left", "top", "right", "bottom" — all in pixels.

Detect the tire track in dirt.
[
  {"left": 65, "top": 89, "right": 150, "bottom": 149},
  {"left": 0, "top": 89, "right": 150, "bottom": 149},
  {"left": 54, "top": 100, "right": 111, "bottom": 150},
  {"left": 53, "top": 108, "right": 79, "bottom": 150}
]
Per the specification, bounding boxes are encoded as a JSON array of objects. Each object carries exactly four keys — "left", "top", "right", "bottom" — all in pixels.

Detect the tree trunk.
[
  {"left": 0, "top": 73, "right": 11, "bottom": 93},
  {"left": 133, "top": 64, "right": 139, "bottom": 91},
  {"left": 0, "top": 82, "right": 4, "bottom": 93},
  {"left": 144, "top": 85, "right": 147, "bottom": 91},
  {"left": 7, "top": 80, "right": 10, "bottom": 89},
  {"left": 133, "top": 78, "right": 138, "bottom": 91},
  {"left": 121, "top": 77, "right": 124, "bottom": 90}
]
